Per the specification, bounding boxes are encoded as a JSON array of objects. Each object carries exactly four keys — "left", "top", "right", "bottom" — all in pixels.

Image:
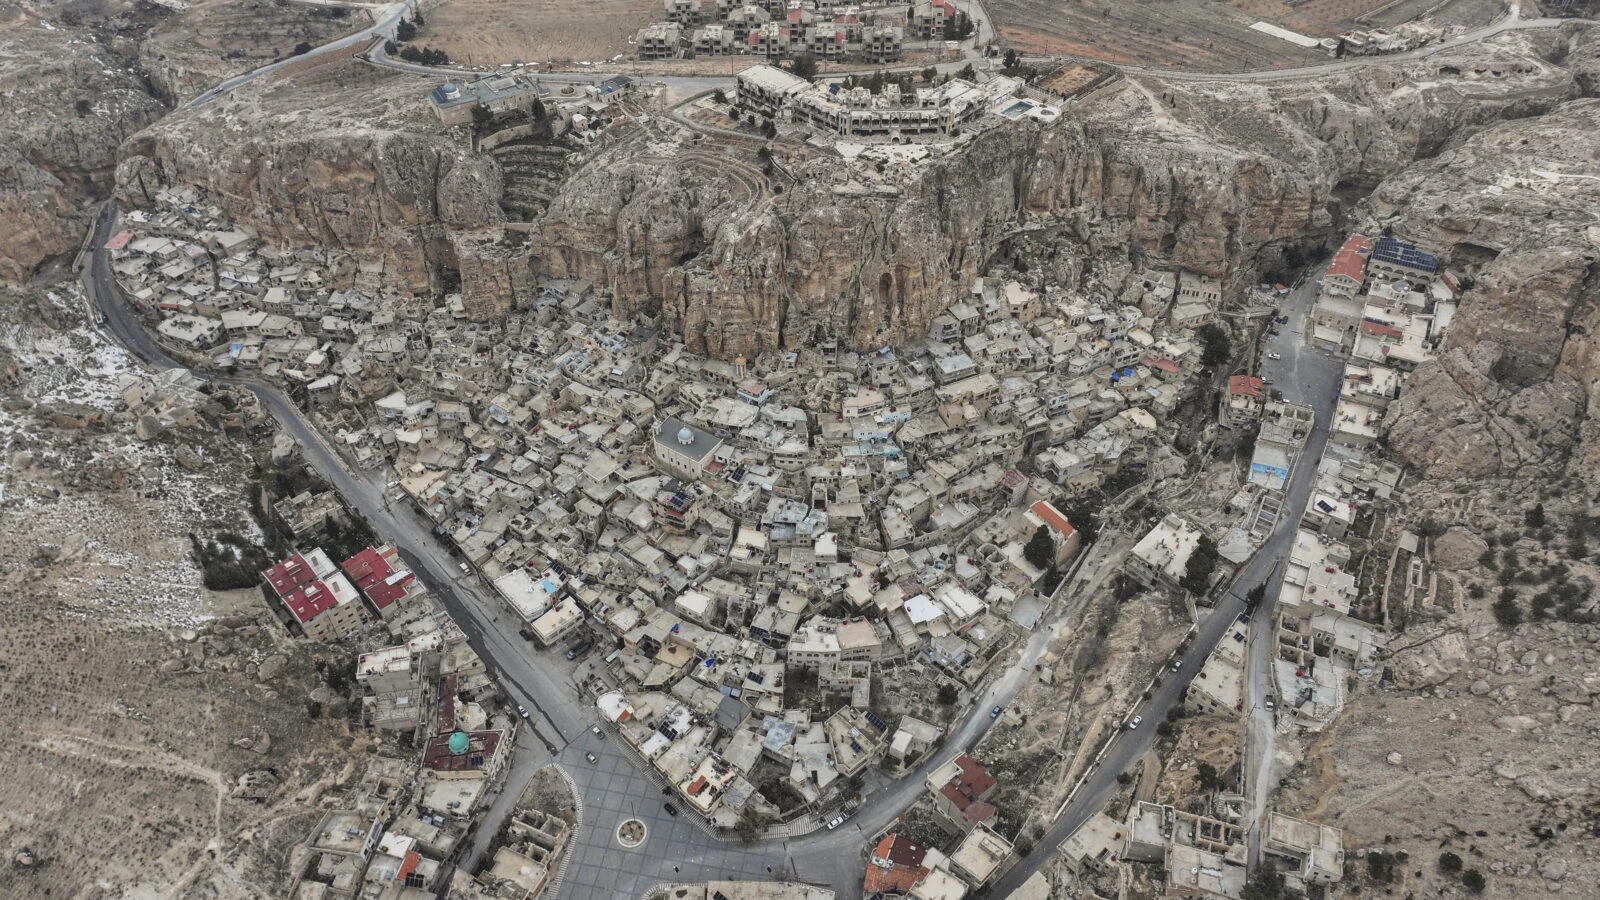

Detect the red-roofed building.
[
  {"left": 265, "top": 550, "right": 365, "bottom": 639},
  {"left": 1224, "top": 375, "right": 1267, "bottom": 426},
  {"left": 341, "top": 545, "right": 428, "bottom": 621},
  {"left": 1023, "top": 500, "right": 1082, "bottom": 567},
  {"left": 929, "top": 754, "right": 998, "bottom": 830},
  {"left": 1323, "top": 234, "right": 1373, "bottom": 297},
  {"left": 865, "top": 835, "right": 930, "bottom": 894},
  {"left": 263, "top": 552, "right": 316, "bottom": 598},
  {"left": 1358, "top": 319, "right": 1403, "bottom": 340}
]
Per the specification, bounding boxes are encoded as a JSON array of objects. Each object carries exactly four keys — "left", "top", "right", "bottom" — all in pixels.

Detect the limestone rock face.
[
  {"left": 531, "top": 34, "right": 1573, "bottom": 359},
  {"left": 0, "top": 24, "right": 167, "bottom": 279},
  {"left": 451, "top": 229, "right": 536, "bottom": 321},
  {"left": 114, "top": 62, "right": 501, "bottom": 296},
  {"left": 1370, "top": 97, "right": 1600, "bottom": 481}
]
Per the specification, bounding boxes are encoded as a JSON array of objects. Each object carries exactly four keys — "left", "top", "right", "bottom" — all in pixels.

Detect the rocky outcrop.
[
  {"left": 530, "top": 34, "right": 1574, "bottom": 359},
  {"left": 0, "top": 24, "right": 167, "bottom": 279},
  {"left": 115, "top": 60, "right": 501, "bottom": 296},
  {"left": 1370, "top": 98, "right": 1600, "bottom": 480}
]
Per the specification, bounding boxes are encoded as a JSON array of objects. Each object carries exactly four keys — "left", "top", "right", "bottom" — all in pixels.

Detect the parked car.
[
  {"left": 591, "top": 725, "right": 604, "bottom": 738},
  {"left": 585, "top": 752, "right": 598, "bottom": 764},
  {"left": 1264, "top": 696, "right": 1276, "bottom": 711},
  {"left": 663, "top": 802, "right": 679, "bottom": 817},
  {"left": 518, "top": 629, "right": 535, "bottom": 642},
  {"left": 989, "top": 706, "right": 1003, "bottom": 719},
  {"left": 827, "top": 815, "right": 848, "bottom": 830},
  {"left": 1128, "top": 715, "right": 1143, "bottom": 729},
  {"left": 516, "top": 705, "right": 530, "bottom": 719},
  {"left": 458, "top": 562, "right": 470, "bottom": 574},
  {"left": 1171, "top": 660, "right": 1182, "bottom": 672},
  {"left": 566, "top": 641, "right": 592, "bottom": 661},
  {"left": 1267, "top": 352, "right": 1282, "bottom": 360},
  {"left": 1269, "top": 328, "right": 1281, "bottom": 336}
]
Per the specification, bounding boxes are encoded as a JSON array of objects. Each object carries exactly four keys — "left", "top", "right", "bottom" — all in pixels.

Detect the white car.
[
  {"left": 516, "top": 705, "right": 530, "bottom": 719},
  {"left": 1128, "top": 715, "right": 1143, "bottom": 730},
  {"left": 827, "top": 815, "right": 848, "bottom": 830},
  {"left": 1267, "top": 352, "right": 1282, "bottom": 360}
]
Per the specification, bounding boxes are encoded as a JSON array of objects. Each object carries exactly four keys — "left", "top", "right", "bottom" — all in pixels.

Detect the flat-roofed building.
[{"left": 654, "top": 417, "right": 723, "bottom": 481}]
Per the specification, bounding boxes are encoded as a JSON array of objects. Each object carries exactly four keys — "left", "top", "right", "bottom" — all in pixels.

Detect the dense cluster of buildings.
[
  {"left": 640, "top": 0, "right": 963, "bottom": 61},
  {"left": 105, "top": 184, "right": 1256, "bottom": 853},
  {"left": 734, "top": 65, "right": 1054, "bottom": 140}
]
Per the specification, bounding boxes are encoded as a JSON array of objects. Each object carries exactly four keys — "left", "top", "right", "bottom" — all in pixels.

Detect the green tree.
[
  {"left": 936, "top": 683, "right": 959, "bottom": 705},
  {"left": 1245, "top": 582, "right": 1266, "bottom": 611},
  {"left": 712, "top": 89, "right": 727, "bottom": 104},
  {"left": 1198, "top": 323, "right": 1232, "bottom": 367},
  {"left": 957, "top": 62, "right": 976, "bottom": 80},
  {"left": 411, "top": 9, "right": 425, "bottom": 26},
  {"left": 1240, "top": 866, "right": 1284, "bottom": 900},
  {"left": 1194, "top": 761, "right": 1226, "bottom": 792},
  {"left": 1462, "top": 869, "right": 1486, "bottom": 892},
  {"left": 471, "top": 103, "right": 493, "bottom": 129},
  {"left": 395, "top": 18, "right": 416, "bottom": 42},
  {"left": 1023, "top": 523, "right": 1056, "bottom": 571},
  {"left": 1004, "top": 48, "right": 1019, "bottom": 68},
  {"left": 292, "top": 41, "right": 313, "bottom": 56},
  {"left": 1179, "top": 535, "right": 1219, "bottom": 596},
  {"left": 921, "top": 66, "right": 937, "bottom": 82},
  {"left": 1439, "top": 851, "right": 1463, "bottom": 874},
  {"left": 306, "top": 701, "right": 323, "bottom": 718},
  {"left": 789, "top": 52, "right": 818, "bottom": 79}
]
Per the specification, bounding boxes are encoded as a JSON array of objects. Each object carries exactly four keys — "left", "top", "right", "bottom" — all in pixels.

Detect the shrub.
[
  {"left": 1493, "top": 592, "right": 1523, "bottom": 627},
  {"left": 306, "top": 701, "right": 323, "bottom": 718},
  {"left": 1462, "top": 869, "right": 1486, "bottom": 892},
  {"left": 1439, "top": 851, "right": 1463, "bottom": 874}
]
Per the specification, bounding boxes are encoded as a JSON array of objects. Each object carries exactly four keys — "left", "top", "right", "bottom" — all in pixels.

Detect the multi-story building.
[{"left": 637, "top": 21, "right": 683, "bottom": 59}]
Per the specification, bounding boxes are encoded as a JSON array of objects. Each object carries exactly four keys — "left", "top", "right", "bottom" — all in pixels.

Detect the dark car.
[
  {"left": 565, "top": 641, "right": 592, "bottom": 661},
  {"left": 518, "top": 629, "right": 535, "bottom": 642},
  {"left": 663, "top": 802, "right": 679, "bottom": 817}
]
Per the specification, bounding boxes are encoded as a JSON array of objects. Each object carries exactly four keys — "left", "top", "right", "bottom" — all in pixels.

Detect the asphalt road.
[{"left": 985, "top": 270, "right": 1347, "bottom": 898}]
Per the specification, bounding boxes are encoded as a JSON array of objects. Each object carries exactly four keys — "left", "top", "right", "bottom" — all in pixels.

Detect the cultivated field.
[{"left": 418, "top": 0, "right": 660, "bottom": 65}]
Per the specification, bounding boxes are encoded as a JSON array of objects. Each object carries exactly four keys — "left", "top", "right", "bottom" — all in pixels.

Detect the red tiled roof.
[
  {"left": 940, "top": 754, "right": 998, "bottom": 824},
  {"left": 364, "top": 571, "right": 416, "bottom": 610},
  {"left": 1030, "top": 500, "right": 1076, "bottom": 539},
  {"left": 104, "top": 231, "right": 132, "bottom": 251},
  {"left": 341, "top": 546, "right": 393, "bottom": 591},
  {"left": 397, "top": 849, "right": 419, "bottom": 882},
  {"left": 864, "top": 861, "right": 924, "bottom": 895},
  {"left": 281, "top": 579, "right": 336, "bottom": 623},
  {"left": 1324, "top": 248, "right": 1367, "bottom": 283},
  {"left": 1340, "top": 233, "right": 1373, "bottom": 257},
  {"left": 1228, "top": 375, "right": 1264, "bottom": 398},
  {"left": 263, "top": 553, "right": 315, "bottom": 598},
  {"left": 1360, "top": 320, "right": 1403, "bottom": 340},
  {"left": 875, "top": 834, "right": 928, "bottom": 868}
]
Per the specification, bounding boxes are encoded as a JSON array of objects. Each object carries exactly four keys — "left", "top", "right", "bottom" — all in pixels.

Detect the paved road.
[
  {"left": 183, "top": 0, "right": 414, "bottom": 108},
  {"left": 986, "top": 269, "right": 1347, "bottom": 899}
]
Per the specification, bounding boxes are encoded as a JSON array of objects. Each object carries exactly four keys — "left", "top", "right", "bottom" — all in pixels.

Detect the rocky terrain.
[
  {"left": 0, "top": 7, "right": 167, "bottom": 281},
  {"left": 0, "top": 284, "right": 373, "bottom": 897},
  {"left": 535, "top": 32, "right": 1580, "bottom": 358},
  {"left": 116, "top": 59, "right": 506, "bottom": 300}
]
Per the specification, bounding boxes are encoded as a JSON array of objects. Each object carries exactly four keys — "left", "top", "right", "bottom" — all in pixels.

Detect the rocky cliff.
[
  {"left": 1371, "top": 95, "right": 1600, "bottom": 482},
  {"left": 0, "top": 20, "right": 167, "bottom": 280},
  {"left": 115, "top": 59, "right": 504, "bottom": 297},
  {"left": 529, "top": 33, "right": 1574, "bottom": 358}
]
